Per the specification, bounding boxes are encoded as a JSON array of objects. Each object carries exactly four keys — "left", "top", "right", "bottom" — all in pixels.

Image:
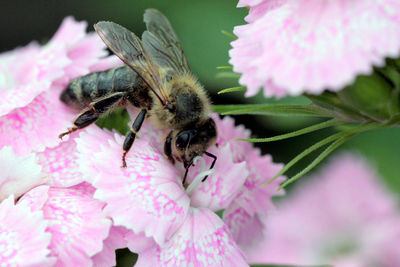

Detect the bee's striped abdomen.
[{"left": 60, "top": 66, "right": 138, "bottom": 108}]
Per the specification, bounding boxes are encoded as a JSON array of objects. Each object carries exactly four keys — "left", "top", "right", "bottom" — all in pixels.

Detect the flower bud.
[{"left": 337, "top": 72, "right": 395, "bottom": 122}]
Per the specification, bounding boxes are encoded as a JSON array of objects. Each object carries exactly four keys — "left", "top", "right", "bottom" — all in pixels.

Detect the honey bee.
[{"left": 59, "top": 9, "right": 217, "bottom": 184}]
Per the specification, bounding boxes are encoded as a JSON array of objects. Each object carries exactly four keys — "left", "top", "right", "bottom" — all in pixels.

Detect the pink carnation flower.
[
  {"left": 231, "top": 0, "right": 400, "bottom": 97},
  {"left": 0, "top": 16, "right": 119, "bottom": 156},
  {"left": 211, "top": 114, "right": 285, "bottom": 250},
  {"left": 247, "top": 154, "right": 400, "bottom": 266},
  {"left": 19, "top": 183, "right": 112, "bottom": 267},
  {"left": 74, "top": 113, "right": 282, "bottom": 265},
  {"left": 0, "top": 195, "right": 54, "bottom": 266}
]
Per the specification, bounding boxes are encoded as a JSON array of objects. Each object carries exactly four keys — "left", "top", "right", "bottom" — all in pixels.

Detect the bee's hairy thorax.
[{"left": 149, "top": 74, "right": 211, "bottom": 130}]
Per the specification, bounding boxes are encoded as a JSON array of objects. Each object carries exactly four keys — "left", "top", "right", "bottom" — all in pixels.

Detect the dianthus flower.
[
  {"left": 75, "top": 112, "right": 284, "bottom": 266},
  {"left": 230, "top": 0, "right": 400, "bottom": 97},
  {"left": 0, "top": 16, "right": 120, "bottom": 155},
  {"left": 247, "top": 154, "right": 400, "bottom": 266}
]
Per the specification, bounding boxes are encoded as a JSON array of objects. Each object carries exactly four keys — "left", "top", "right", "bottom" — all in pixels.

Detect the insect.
[{"left": 59, "top": 9, "right": 217, "bottom": 184}]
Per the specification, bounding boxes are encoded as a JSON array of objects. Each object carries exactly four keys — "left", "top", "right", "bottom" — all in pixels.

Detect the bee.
[{"left": 59, "top": 9, "right": 217, "bottom": 184}]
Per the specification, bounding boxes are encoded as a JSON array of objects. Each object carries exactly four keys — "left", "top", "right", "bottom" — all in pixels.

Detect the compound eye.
[{"left": 176, "top": 132, "right": 190, "bottom": 150}]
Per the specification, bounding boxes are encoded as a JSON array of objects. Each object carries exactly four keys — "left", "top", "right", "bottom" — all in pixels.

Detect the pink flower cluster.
[
  {"left": 247, "top": 154, "right": 400, "bottom": 266},
  {"left": 0, "top": 17, "right": 284, "bottom": 266},
  {"left": 231, "top": 0, "right": 400, "bottom": 97},
  {"left": 3, "top": 13, "right": 400, "bottom": 267}
]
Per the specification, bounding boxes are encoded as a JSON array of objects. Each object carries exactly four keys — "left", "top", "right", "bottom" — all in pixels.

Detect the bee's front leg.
[
  {"left": 122, "top": 108, "right": 147, "bottom": 168},
  {"left": 163, "top": 131, "right": 175, "bottom": 164},
  {"left": 59, "top": 92, "right": 125, "bottom": 139}
]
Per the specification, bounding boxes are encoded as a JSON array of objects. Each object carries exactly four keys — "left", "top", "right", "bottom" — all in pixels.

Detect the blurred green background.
[{"left": 2, "top": 0, "right": 399, "bottom": 265}]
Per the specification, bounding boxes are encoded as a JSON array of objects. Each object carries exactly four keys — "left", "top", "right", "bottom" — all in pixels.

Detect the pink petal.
[
  {"left": 91, "top": 226, "right": 129, "bottom": 267},
  {"left": 76, "top": 127, "right": 190, "bottom": 246},
  {"left": 22, "top": 185, "right": 111, "bottom": 267},
  {"left": 136, "top": 208, "right": 248, "bottom": 267},
  {"left": 37, "top": 132, "right": 83, "bottom": 187},
  {"left": 223, "top": 203, "right": 265, "bottom": 250},
  {"left": 0, "top": 42, "right": 66, "bottom": 116},
  {"left": 189, "top": 144, "right": 249, "bottom": 211},
  {"left": 0, "top": 16, "right": 113, "bottom": 117},
  {"left": 0, "top": 146, "right": 45, "bottom": 201},
  {"left": 0, "top": 195, "right": 55, "bottom": 266},
  {"left": 18, "top": 185, "right": 50, "bottom": 211},
  {"left": 0, "top": 88, "right": 75, "bottom": 155}
]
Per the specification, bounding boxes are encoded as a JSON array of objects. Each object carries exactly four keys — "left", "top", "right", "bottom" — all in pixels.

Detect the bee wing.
[
  {"left": 94, "top": 21, "right": 169, "bottom": 105},
  {"left": 143, "top": 9, "right": 191, "bottom": 74}
]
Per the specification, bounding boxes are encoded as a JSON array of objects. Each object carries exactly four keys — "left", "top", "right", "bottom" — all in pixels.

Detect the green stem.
[{"left": 237, "top": 119, "right": 343, "bottom": 143}]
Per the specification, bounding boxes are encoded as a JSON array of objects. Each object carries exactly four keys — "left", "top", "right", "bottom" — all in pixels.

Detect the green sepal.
[
  {"left": 305, "top": 92, "right": 365, "bottom": 121},
  {"left": 337, "top": 73, "right": 393, "bottom": 121}
]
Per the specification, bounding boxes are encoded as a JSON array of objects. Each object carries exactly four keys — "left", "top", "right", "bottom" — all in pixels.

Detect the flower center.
[{"left": 185, "top": 156, "right": 215, "bottom": 195}]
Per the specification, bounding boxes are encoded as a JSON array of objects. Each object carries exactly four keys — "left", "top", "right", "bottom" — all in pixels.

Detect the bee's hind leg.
[
  {"left": 59, "top": 92, "right": 126, "bottom": 139},
  {"left": 122, "top": 108, "right": 147, "bottom": 168}
]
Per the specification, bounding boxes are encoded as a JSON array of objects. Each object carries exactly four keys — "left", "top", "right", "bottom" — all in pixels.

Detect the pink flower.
[
  {"left": 0, "top": 146, "right": 45, "bottom": 201},
  {"left": 0, "top": 16, "right": 120, "bottom": 156},
  {"left": 0, "top": 195, "right": 54, "bottom": 266},
  {"left": 74, "top": 113, "right": 282, "bottom": 265},
  {"left": 247, "top": 154, "right": 400, "bottom": 266},
  {"left": 211, "top": 114, "right": 285, "bottom": 250},
  {"left": 19, "top": 183, "right": 112, "bottom": 267},
  {"left": 230, "top": 0, "right": 400, "bottom": 97}
]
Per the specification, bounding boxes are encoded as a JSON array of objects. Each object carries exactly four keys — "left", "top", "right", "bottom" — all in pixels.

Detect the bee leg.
[
  {"left": 164, "top": 131, "right": 175, "bottom": 164},
  {"left": 59, "top": 92, "right": 125, "bottom": 139},
  {"left": 182, "top": 158, "right": 195, "bottom": 185},
  {"left": 122, "top": 109, "right": 147, "bottom": 168},
  {"left": 201, "top": 151, "right": 217, "bottom": 182}
]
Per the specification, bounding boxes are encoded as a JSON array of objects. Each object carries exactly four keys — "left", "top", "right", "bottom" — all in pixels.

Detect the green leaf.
[
  {"left": 213, "top": 104, "right": 331, "bottom": 117},
  {"left": 237, "top": 119, "right": 343, "bottom": 143},
  {"left": 216, "top": 66, "right": 232, "bottom": 69},
  {"left": 95, "top": 108, "right": 130, "bottom": 135},
  {"left": 221, "top": 29, "right": 237, "bottom": 39},
  {"left": 215, "top": 72, "right": 241, "bottom": 79},
  {"left": 217, "top": 86, "right": 246, "bottom": 94}
]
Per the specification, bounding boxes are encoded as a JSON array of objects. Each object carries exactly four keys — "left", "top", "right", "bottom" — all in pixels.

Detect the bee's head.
[{"left": 171, "top": 118, "right": 217, "bottom": 165}]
